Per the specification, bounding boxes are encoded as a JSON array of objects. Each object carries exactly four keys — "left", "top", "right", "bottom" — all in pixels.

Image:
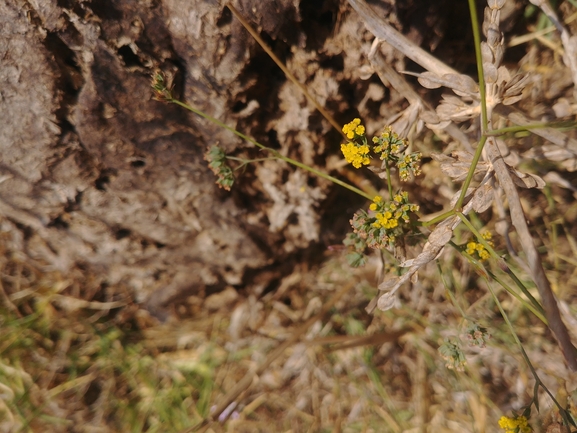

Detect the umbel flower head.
[
  {"left": 465, "top": 231, "right": 494, "bottom": 261},
  {"left": 340, "top": 118, "right": 370, "bottom": 169},
  {"left": 204, "top": 146, "right": 234, "bottom": 191},
  {"left": 350, "top": 193, "right": 419, "bottom": 250},
  {"left": 151, "top": 70, "right": 173, "bottom": 101},
  {"left": 498, "top": 415, "right": 532, "bottom": 433},
  {"left": 340, "top": 120, "right": 422, "bottom": 181},
  {"left": 372, "top": 126, "right": 422, "bottom": 181}
]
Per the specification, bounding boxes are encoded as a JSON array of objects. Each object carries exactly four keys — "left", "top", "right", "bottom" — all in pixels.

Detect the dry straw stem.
[
  {"left": 226, "top": 2, "right": 347, "bottom": 141},
  {"left": 347, "top": 0, "right": 457, "bottom": 77}
]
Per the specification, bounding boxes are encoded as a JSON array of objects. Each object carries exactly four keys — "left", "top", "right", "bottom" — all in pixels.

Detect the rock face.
[{"left": 1, "top": 0, "right": 414, "bottom": 313}]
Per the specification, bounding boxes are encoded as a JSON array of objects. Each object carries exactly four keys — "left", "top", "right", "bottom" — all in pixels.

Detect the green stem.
[
  {"left": 486, "top": 270, "right": 547, "bottom": 324},
  {"left": 227, "top": 156, "right": 272, "bottom": 163},
  {"left": 467, "top": 0, "right": 488, "bottom": 132},
  {"left": 456, "top": 0, "right": 489, "bottom": 210},
  {"left": 455, "top": 135, "right": 487, "bottom": 210},
  {"left": 421, "top": 209, "right": 456, "bottom": 227},
  {"left": 457, "top": 213, "right": 546, "bottom": 318},
  {"left": 385, "top": 164, "right": 393, "bottom": 200},
  {"left": 171, "top": 99, "right": 373, "bottom": 201},
  {"left": 486, "top": 278, "right": 570, "bottom": 425}
]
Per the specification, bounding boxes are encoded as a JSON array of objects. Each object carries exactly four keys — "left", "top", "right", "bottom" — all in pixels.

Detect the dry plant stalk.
[{"left": 350, "top": 0, "right": 577, "bottom": 370}]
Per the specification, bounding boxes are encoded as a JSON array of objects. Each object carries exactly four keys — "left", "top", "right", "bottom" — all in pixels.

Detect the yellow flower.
[
  {"left": 479, "top": 249, "right": 490, "bottom": 260},
  {"left": 498, "top": 415, "right": 531, "bottom": 433},
  {"left": 341, "top": 142, "right": 370, "bottom": 168},
  {"left": 342, "top": 118, "right": 363, "bottom": 139}
]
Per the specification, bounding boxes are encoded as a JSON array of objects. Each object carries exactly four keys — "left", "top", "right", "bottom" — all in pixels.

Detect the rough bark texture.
[{"left": 1, "top": 0, "right": 430, "bottom": 315}]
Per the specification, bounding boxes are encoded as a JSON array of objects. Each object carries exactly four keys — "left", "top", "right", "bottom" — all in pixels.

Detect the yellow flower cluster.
[
  {"left": 342, "top": 118, "right": 365, "bottom": 139},
  {"left": 341, "top": 118, "right": 370, "bottom": 168},
  {"left": 498, "top": 415, "right": 531, "bottom": 433},
  {"left": 351, "top": 192, "right": 419, "bottom": 250},
  {"left": 369, "top": 193, "right": 418, "bottom": 230},
  {"left": 341, "top": 142, "right": 370, "bottom": 169},
  {"left": 372, "top": 125, "right": 403, "bottom": 157},
  {"left": 374, "top": 211, "right": 398, "bottom": 229},
  {"left": 466, "top": 231, "right": 494, "bottom": 261},
  {"left": 397, "top": 152, "right": 423, "bottom": 181}
]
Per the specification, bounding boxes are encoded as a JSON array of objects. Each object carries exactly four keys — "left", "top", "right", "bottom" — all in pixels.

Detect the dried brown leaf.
[
  {"left": 445, "top": 73, "right": 478, "bottom": 95},
  {"left": 417, "top": 71, "right": 443, "bottom": 89},
  {"left": 484, "top": 62, "right": 498, "bottom": 83},
  {"left": 428, "top": 222, "right": 453, "bottom": 248},
  {"left": 502, "top": 94, "right": 524, "bottom": 105},
  {"left": 420, "top": 110, "right": 440, "bottom": 124},
  {"left": 431, "top": 152, "right": 488, "bottom": 182},
  {"left": 472, "top": 183, "right": 494, "bottom": 212},
  {"left": 450, "top": 188, "right": 475, "bottom": 208},
  {"left": 415, "top": 71, "right": 478, "bottom": 95},
  {"left": 378, "top": 275, "right": 400, "bottom": 291},
  {"left": 377, "top": 291, "right": 399, "bottom": 311},
  {"left": 481, "top": 43, "right": 494, "bottom": 65},
  {"left": 496, "top": 66, "right": 511, "bottom": 84},
  {"left": 523, "top": 144, "right": 577, "bottom": 167},
  {"left": 508, "top": 168, "right": 546, "bottom": 189},
  {"left": 410, "top": 248, "right": 438, "bottom": 267},
  {"left": 437, "top": 95, "right": 479, "bottom": 122},
  {"left": 488, "top": 0, "right": 506, "bottom": 9}
]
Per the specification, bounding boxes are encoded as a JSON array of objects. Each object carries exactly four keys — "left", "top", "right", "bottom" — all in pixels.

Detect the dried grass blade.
[{"left": 347, "top": 0, "right": 457, "bottom": 76}]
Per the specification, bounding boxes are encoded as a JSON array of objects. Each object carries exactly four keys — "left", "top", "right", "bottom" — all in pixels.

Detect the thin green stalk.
[
  {"left": 421, "top": 209, "right": 456, "bottom": 227},
  {"left": 455, "top": 135, "right": 487, "bottom": 210},
  {"left": 457, "top": 214, "right": 545, "bottom": 318},
  {"left": 486, "top": 278, "right": 573, "bottom": 428},
  {"left": 467, "top": 0, "right": 488, "bottom": 132},
  {"left": 486, "top": 270, "right": 547, "bottom": 324},
  {"left": 500, "top": 268, "right": 545, "bottom": 318},
  {"left": 282, "top": 154, "right": 373, "bottom": 200},
  {"left": 385, "top": 164, "right": 393, "bottom": 200},
  {"left": 171, "top": 99, "right": 373, "bottom": 201},
  {"left": 455, "top": 0, "right": 489, "bottom": 210},
  {"left": 437, "top": 262, "right": 470, "bottom": 320}
]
